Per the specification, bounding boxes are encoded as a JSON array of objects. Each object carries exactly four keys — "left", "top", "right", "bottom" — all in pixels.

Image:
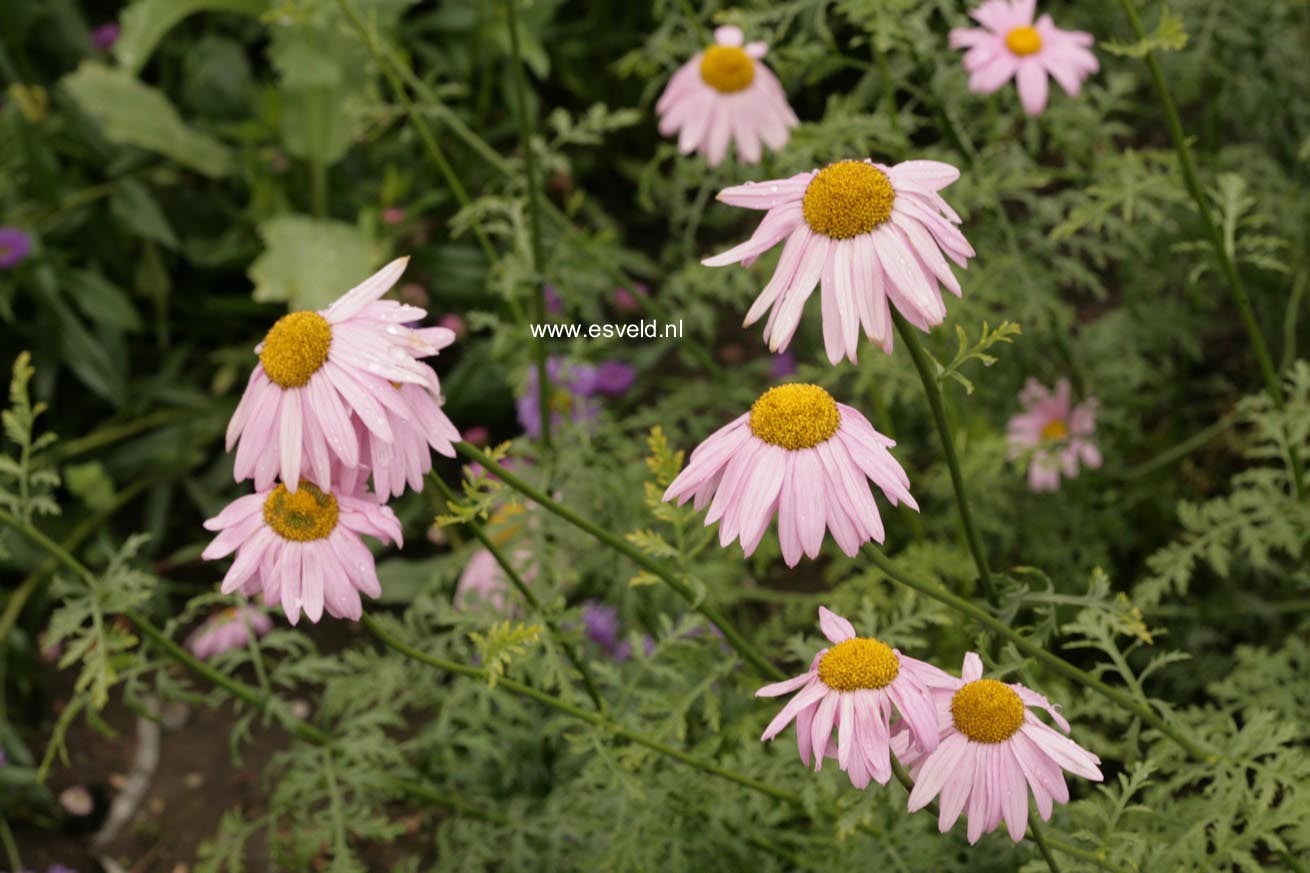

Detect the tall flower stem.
[
  {"left": 863, "top": 544, "right": 1217, "bottom": 763},
  {"left": 1112, "top": 0, "right": 1304, "bottom": 498},
  {"left": 501, "top": 0, "right": 553, "bottom": 449},
  {"left": 426, "top": 473, "right": 605, "bottom": 710},
  {"left": 454, "top": 441, "right": 785, "bottom": 680},
  {"left": 892, "top": 312, "right": 997, "bottom": 604}
]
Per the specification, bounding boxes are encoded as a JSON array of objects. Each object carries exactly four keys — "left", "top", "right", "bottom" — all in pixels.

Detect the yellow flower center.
[
  {"left": 802, "top": 161, "right": 896, "bottom": 240},
  {"left": 817, "top": 638, "right": 901, "bottom": 692},
  {"left": 951, "top": 679, "right": 1026, "bottom": 743},
  {"left": 1040, "top": 418, "right": 1069, "bottom": 441},
  {"left": 259, "top": 311, "right": 332, "bottom": 388},
  {"left": 748, "top": 384, "right": 841, "bottom": 450},
  {"left": 699, "top": 44, "right": 755, "bottom": 94},
  {"left": 262, "top": 481, "right": 339, "bottom": 542},
  {"left": 1004, "top": 26, "right": 1042, "bottom": 56}
]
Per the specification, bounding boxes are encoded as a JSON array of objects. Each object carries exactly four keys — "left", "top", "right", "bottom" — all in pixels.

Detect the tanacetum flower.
[
  {"left": 703, "top": 159, "right": 974, "bottom": 363},
  {"left": 186, "top": 606, "right": 273, "bottom": 660},
  {"left": 225, "top": 257, "right": 460, "bottom": 495},
  {"left": 663, "top": 384, "right": 917, "bottom": 565},
  {"left": 202, "top": 479, "right": 402, "bottom": 624},
  {"left": 755, "top": 607, "right": 943, "bottom": 788},
  {"left": 902, "top": 652, "right": 1102, "bottom": 843},
  {"left": 0, "top": 227, "right": 33, "bottom": 270},
  {"left": 656, "top": 25, "right": 798, "bottom": 167},
  {"left": 949, "top": 0, "right": 1098, "bottom": 116},
  {"left": 1006, "top": 378, "right": 1101, "bottom": 492}
]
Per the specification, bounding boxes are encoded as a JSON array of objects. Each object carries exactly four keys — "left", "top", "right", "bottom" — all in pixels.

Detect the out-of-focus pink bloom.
[
  {"left": 186, "top": 606, "right": 274, "bottom": 660},
  {"left": 438, "top": 312, "right": 467, "bottom": 338},
  {"left": 462, "top": 425, "right": 490, "bottom": 446},
  {"left": 949, "top": 0, "right": 1098, "bottom": 116},
  {"left": 1006, "top": 378, "right": 1101, "bottom": 492},
  {"left": 703, "top": 159, "right": 974, "bottom": 363},
  {"left": 90, "top": 23, "right": 120, "bottom": 52},
  {"left": 656, "top": 26, "right": 798, "bottom": 166},
  {"left": 455, "top": 547, "right": 533, "bottom": 613},
  {"left": 612, "top": 283, "right": 648, "bottom": 313},
  {"left": 663, "top": 384, "right": 917, "bottom": 565},
  {"left": 901, "top": 652, "right": 1102, "bottom": 843},
  {"left": 0, "top": 227, "right": 33, "bottom": 270},
  {"left": 381, "top": 207, "right": 406, "bottom": 224},
  {"left": 593, "top": 360, "right": 636, "bottom": 395}
]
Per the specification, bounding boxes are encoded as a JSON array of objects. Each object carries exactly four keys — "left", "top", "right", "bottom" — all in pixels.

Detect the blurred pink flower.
[
  {"left": 703, "top": 159, "right": 974, "bottom": 363},
  {"left": 186, "top": 606, "right": 273, "bottom": 660},
  {"left": 455, "top": 547, "right": 533, "bottom": 613},
  {"left": 381, "top": 207, "right": 406, "bottom": 224},
  {"left": 90, "top": 23, "right": 120, "bottom": 52},
  {"left": 612, "top": 283, "right": 648, "bottom": 313},
  {"left": 438, "top": 312, "right": 466, "bottom": 338},
  {"left": 656, "top": 25, "right": 797, "bottom": 167},
  {"left": 663, "top": 384, "right": 917, "bottom": 565},
  {"left": 202, "top": 480, "right": 402, "bottom": 624},
  {"left": 949, "top": 0, "right": 1098, "bottom": 116},
  {"left": 901, "top": 652, "right": 1102, "bottom": 843},
  {"left": 1006, "top": 378, "right": 1101, "bottom": 492},
  {"left": 462, "top": 425, "right": 490, "bottom": 445},
  {"left": 755, "top": 607, "right": 945, "bottom": 788}
]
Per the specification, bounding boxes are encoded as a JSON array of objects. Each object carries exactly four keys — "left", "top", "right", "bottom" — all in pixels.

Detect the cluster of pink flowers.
[{"left": 203, "top": 258, "right": 460, "bottom": 624}]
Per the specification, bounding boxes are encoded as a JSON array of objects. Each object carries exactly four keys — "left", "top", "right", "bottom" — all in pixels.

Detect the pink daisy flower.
[
  {"left": 186, "top": 606, "right": 273, "bottom": 660},
  {"left": 662, "top": 383, "right": 917, "bottom": 566},
  {"left": 949, "top": 0, "right": 1098, "bottom": 116},
  {"left": 755, "top": 607, "right": 944, "bottom": 788},
  {"left": 225, "top": 257, "right": 460, "bottom": 496},
  {"left": 703, "top": 158, "right": 974, "bottom": 364},
  {"left": 902, "top": 652, "right": 1103, "bottom": 843},
  {"left": 1006, "top": 378, "right": 1101, "bottom": 492},
  {"left": 202, "top": 479, "right": 402, "bottom": 625},
  {"left": 655, "top": 25, "right": 798, "bottom": 167}
]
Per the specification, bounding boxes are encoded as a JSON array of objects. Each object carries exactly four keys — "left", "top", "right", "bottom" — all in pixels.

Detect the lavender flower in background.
[
  {"left": 769, "top": 350, "right": 797, "bottom": 379},
  {"left": 581, "top": 600, "right": 653, "bottom": 662},
  {"left": 0, "top": 228, "right": 32, "bottom": 270},
  {"left": 543, "top": 283, "right": 563, "bottom": 314},
  {"left": 90, "top": 23, "right": 119, "bottom": 52},
  {"left": 593, "top": 360, "right": 636, "bottom": 395},
  {"left": 517, "top": 358, "right": 635, "bottom": 439}
]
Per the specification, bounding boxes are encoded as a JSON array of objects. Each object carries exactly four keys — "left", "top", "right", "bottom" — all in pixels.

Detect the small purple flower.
[
  {"left": 582, "top": 601, "right": 621, "bottom": 650},
  {"left": 593, "top": 361, "right": 636, "bottom": 396},
  {"left": 0, "top": 228, "right": 33, "bottom": 270},
  {"left": 769, "top": 350, "right": 797, "bottom": 379},
  {"left": 516, "top": 358, "right": 598, "bottom": 438},
  {"left": 612, "top": 282, "right": 648, "bottom": 313},
  {"left": 543, "top": 284, "right": 563, "bottom": 315},
  {"left": 90, "top": 23, "right": 119, "bottom": 52}
]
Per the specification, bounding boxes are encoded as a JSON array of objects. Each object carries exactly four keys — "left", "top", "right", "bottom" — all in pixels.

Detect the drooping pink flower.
[
  {"left": 656, "top": 25, "right": 798, "bottom": 167},
  {"left": 1006, "top": 378, "right": 1101, "bottom": 492},
  {"left": 949, "top": 0, "right": 1098, "bottom": 116},
  {"left": 225, "top": 257, "right": 460, "bottom": 497},
  {"left": 703, "top": 159, "right": 974, "bottom": 363},
  {"left": 186, "top": 606, "right": 274, "bottom": 660},
  {"left": 201, "top": 479, "right": 402, "bottom": 624},
  {"left": 755, "top": 607, "right": 945, "bottom": 788},
  {"left": 663, "top": 383, "right": 917, "bottom": 565},
  {"left": 901, "top": 652, "right": 1102, "bottom": 843}
]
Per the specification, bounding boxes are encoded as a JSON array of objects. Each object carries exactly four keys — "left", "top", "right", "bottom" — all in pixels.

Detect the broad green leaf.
[
  {"left": 248, "top": 215, "right": 377, "bottom": 311},
  {"left": 62, "top": 62, "right": 233, "bottom": 178},
  {"left": 113, "top": 0, "right": 268, "bottom": 74}
]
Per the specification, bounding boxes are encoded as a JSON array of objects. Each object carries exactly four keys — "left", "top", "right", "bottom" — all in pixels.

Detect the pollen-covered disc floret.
[
  {"left": 656, "top": 25, "right": 798, "bottom": 167},
  {"left": 1006, "top": 377, "right": 1101, "bottom": 492},
  {"left": 703, "top": 157, "right": 974, "bottom": 364},
  {"left": 755, "top": 607, "right": 946, "bottom": 789},
  {"left": 259, "top": 312, "right": 332, "bottom": 388},
  {"left": 700, "top": 44, "right": 755, "bottom": 93},
  {"left": 950, "top": 678, "right": 1025, "bottom": 743},
  {"left": 663, "top": 386, "right": 918, "bottom": 566},
  {"left": 817, "top": 637, "right": 900, "bottom": 691},
  {"left": 902, "top": 652, "right": 1103, "bottom": 844},
  {"left": 748, "top": 384, "right": 840, "bottom": 449},
  {"left": 225, "top": 257, "right": 461, "bottom": 499},
  {"left": 802, "top": 161, "right": 895, "bottom": 240},
  {"left": 202, "top": 479, "right": 403, "bottom": 625},
  {"left": 949, "top": 0, "right": 1099, "bottom": 116}
]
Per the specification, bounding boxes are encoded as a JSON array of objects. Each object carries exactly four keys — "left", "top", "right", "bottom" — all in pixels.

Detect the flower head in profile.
[
  {"left": 704, "top": 159, "right": 974, "bottom": 363},
  {"left": 186, "top": 606, "right": 273, "bottom": 660},
  {"left": 663, "top": 384, "right": 917, "bottom": 565},
  {"left": 656, "top": 25, "right": 798, "bottom": 167},
  {"left": 0, "top": 227, "right": 33, "bottom": 270},
  {"left": 202, "top": 479, "right": 402, "bottom": 624},
  {"left": 1006, "top": 378, "right": 1101, "bottom": 491},
  {"left": 225, "top": 257, "right": 460, "bottom": 497},
  {"left": 755, "top": 607, "right": 945, "bottom": 788},
  {"left": 517, "top": 358, "right": 635, "bottom": 439},
  {"left": 949, "top": 0, "right": 1098, "bottom": 116},
  {"left": 902, "top": 653, "right": 1102, "bottom": 843}
]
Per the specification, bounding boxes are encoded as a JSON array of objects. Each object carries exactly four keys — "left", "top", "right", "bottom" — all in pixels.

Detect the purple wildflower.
[{"left": 0, "top": 228, "right": 32, "bottom": 270}]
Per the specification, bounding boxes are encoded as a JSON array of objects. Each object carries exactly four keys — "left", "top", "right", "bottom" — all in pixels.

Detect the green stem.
[
  {"left": 1113, "top": 0, "right": 1304, "bottom": 499},
  {"left": 427, "top": 473, "right": 605, "bottom": 710},
  {"left": 501, "top": 0, "right": 553, "bottom": 450},
  {"left": 0, "top": 816, "right": 21, "bottom": 873},
  {"left": 864, "top": 544, "right": 1217, "bottom": 763},
  {"left": 1028, "top": 818, "right": 1065, "bottom": 873},
  {"left": 892, "top": 313, "right": 996, "bottom": 604},
  {"left": 454, "top": 442, "right": 785, "bottom": 680},
  {"left": 1111, "top": 413, "right": 1232, "bottom": 480}
]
